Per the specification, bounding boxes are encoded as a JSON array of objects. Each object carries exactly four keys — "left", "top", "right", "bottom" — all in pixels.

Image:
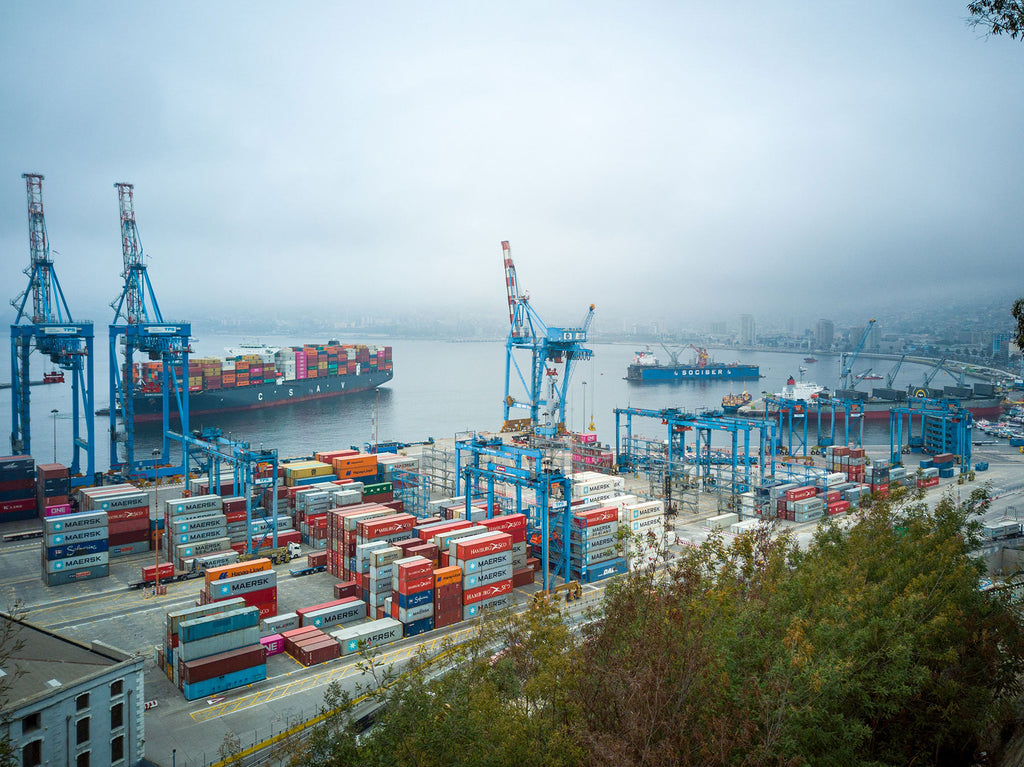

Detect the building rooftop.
[{"left": 0, "top": 613, "right": 136, "bottom": 712}]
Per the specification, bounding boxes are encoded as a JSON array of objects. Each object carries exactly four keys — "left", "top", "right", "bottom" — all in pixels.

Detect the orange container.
[
  {"left": 204, "top": 557, "right": 272, "bottom": 586},
  {"left": 433, "top": 565, "right": 462, "bottom": 588}
]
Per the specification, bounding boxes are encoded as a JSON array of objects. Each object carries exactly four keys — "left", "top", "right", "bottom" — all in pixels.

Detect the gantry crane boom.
[
  {"left": 9, "top": 174, "right": 95, "bottom": 481},
  {"left": 500, "top": 241, "right": 594, "bottom": 433},
  {"left": 885, "top": 354, "right": 906, "bottom": 388},
  {"left": 108, "top": 182, "right": 191, "bottom": 478}
]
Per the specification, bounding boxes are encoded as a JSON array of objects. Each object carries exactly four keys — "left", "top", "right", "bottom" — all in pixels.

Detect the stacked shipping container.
[{"left": 0, "top": 455, "right": 36, "bottom": 521}]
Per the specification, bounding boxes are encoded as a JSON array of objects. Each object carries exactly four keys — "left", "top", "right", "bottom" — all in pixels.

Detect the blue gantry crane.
[
  {"left": 9, "top": 174, "right": 96, "bottom": 482},
  {"left": 500, "top": 240, "right": 594, "bottom": 433},
  {"left": 108, "top": 182, "right": 191, "bottom": 479},
  {"left": 840, "top": 318, "right": 876, "bottom": 390}
]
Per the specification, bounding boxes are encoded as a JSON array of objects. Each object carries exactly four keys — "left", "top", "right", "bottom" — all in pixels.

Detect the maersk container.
[
  {"left": 46, "top": 539, "right": 109, "bottom": 561},
  {"left": 45, "top": 527, "right": 107, "bottom": 549},
  {"left": 462, "top": 563, "right": 513, "bottom": 591},
  {"left": 44, "top": 511, "right": 107, "bottom": 535},
  {"left": 166, "top": 494, "right": 223, "bottom": 517},
  {"left": 167, "top": 598, "right": 246, "bottom": 635},
  {"left": 569, "top": 533, "right": 617, "bottom": 552},
  {"left": 462, "top": 593, "right": 512, "bottom": 620},
  {"left": 261, "top": 612, "right": 299, "bottom": 635},
  {"left": 396, "top": 589, "right": 433, "bottom": 610},
  {"left": 172, "top": 514, "right": 228, "bottom": 535},
  {"left": 331, "top": 617, "right": 403, "bottom": 656},
  {"left": 458, "top": 549, "right": 511, "bottom": 574},
  {"left": 175, "top": 537, "right": 233, "bottom": 560},
  {"left": 178, "top": 626, "right": 260, "bottom": 662},
  {"left": 304, "top": 600, "right": 367, "bottom": 630},
  {"left": 210, "top": 570, "right": 278, "bottom": 600},
  {"left": 45, "top": 551, "right": 109, "bottom": 574},
  {"left": 569, "top": 522, "right": 617, "bottom": 543},
  {"left": 182, "top": 663, "right": 267, "bottom": 701},
  {"left": 403, "top": 616, "right": 434, "bottom": 638},
  {"left": 175, "top": 526, "right": 229, "bottom": 545},
  {"left": 166, "top": 507, "right": 223, "bottom": 526},
  {"left": 44, "top": 563, "right": 109, "bottom": 587},
  {"left": 95, "top": 491, "right": 150, "bottom": 512},
  {"left": 397, "top": 602, "right": 433, "bottom": 624},
  {"left": 179, "top": 606, "right": 260, "bottom": 644}
]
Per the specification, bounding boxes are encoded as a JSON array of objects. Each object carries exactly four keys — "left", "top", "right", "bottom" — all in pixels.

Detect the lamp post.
[
  {"left": 581, "top": 381, "right": 587, "bottom": 434},
  {"left": 152, "top": 449, "right": 161, "bottom": 595},
  {"left": 50, "top": 409, "right": 58, "bottom": 463}
]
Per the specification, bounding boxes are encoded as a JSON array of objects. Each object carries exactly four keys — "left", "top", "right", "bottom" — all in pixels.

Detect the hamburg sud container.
[
  {"left": 43, "top": 511, "right": 110, "bottom": 586},
  {"left": 392, "top": 556, "right": 434, "bottom": 634},
  {"left": 479, "top": 514, "right": 529, "bottom": 573},
  {"left": 331, "top": 617, "right": 403, "bottom": 656},
  {"left": 455, "top": 532, "right": 514, "bottom": 621},
  {"left": 565, "top": 507, "right": 626, "bottom": 583},
  {"left": 0, "top": 455, "right": 36, "bottom": 521}
]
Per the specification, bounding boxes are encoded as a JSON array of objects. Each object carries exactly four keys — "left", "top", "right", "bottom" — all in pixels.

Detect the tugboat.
[{"left": 803, "top": 356, "right": 818, "bottom": 363}]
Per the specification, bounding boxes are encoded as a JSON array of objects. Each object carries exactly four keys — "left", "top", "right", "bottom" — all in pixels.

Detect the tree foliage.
[
  {"left": 1012, "top": 298, "right": 1024, "bottom": 351},
  {"left": 968, "top": 1, "right": 1024, "bottom": 39},
  {"left": 297, "top": 488, "right": 1024, "bottom": 766}
]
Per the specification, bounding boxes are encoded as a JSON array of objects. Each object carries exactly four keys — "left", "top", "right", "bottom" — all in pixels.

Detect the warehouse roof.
[{"left": 0, "top": 613, "right": 138, "bottom": 712}]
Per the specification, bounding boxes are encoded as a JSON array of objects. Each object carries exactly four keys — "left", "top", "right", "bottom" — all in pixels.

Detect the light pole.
[
  {"left": 581, "top": 381, "right": 587, "bottom": 434},
  {"left": 152, "top": 449, "right": 162, "bottom": 595},
  {"left": 50, "top": 409, "right": 58, "bottom": 463}
]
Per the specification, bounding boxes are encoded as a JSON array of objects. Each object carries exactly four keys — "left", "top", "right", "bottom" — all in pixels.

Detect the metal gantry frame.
[
  {"left": 889, "top": 398, "right": 972, "bottom": 469},
  {"left": 9, "top": 173, "right": 96, "bottom": 484},
  {"left": 108, "top": 182, "right": 191, "bottom": 479},
  {"left": 614, "top": 407, "right": 776, "bottom": 516},
  {"left": 454, "top": 435, "right": 572, "bottom": 590},
  {"left": 766, "top": 396, "right": 866, "bottom": 455},
  {"left": 500, "top": 240, "right": 594, "bottom": 433},
  {"left": 171, "top": 427, "right": 280, "bottom": 554}
]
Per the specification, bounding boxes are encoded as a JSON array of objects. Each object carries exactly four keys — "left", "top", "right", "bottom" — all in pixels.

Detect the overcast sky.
[{"left": 1, "top": 2, "right": 1022, "bottom": 331}]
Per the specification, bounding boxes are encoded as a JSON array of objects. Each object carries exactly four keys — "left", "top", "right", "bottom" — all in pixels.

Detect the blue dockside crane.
[
  {"left": 108, "top": 182, "right": 191, "bottom": 479},
  {"left": 455, "top": 435, "right": 572, "bottom": 591},
  {"left": 500, "top": 240, "right": 595, "bottom": 434},
  {"left": 9, "top": 174, "right": 96, "bottom": 484}
]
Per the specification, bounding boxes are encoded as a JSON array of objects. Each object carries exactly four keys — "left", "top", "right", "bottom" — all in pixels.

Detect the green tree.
[
  {"left": 968, "top": 1, "right": 1024, "bottom": 39},
  {"left": 1012, "top": 298, "right": 1024, "bottom": 350}
]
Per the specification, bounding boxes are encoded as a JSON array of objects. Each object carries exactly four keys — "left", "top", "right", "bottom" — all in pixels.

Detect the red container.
[
  {"left": 463, "top": 579, "right": 512, "bottom": 605},
  {"left": 399, "top": 575, "right": 433, "bottom": 595},
  {"left": 786, "top": 486, "right": 817, "bottom": 502},
  {"left": 435, "top": 582, "right": 462, "bottom": 601},
  {"left": 827, "top": 500, "right": 850, "bottom": 515},
  {"left": 182, "top": 644, "right": 266, "bottom": 685},
  {"left": 478, "top": 513, "right": 528, "bottom": 535},
  {"left": 224, "top": 509, "right": 249, "bottom": 524},
  {"left": 396, "top": 557, "right": 433, "bottom": 583},
  {"left": 109, "top": 517, "right": 151, "bottom": 536},
  {"left": 0, "top": 498, "right": 35, "bottom": 513},
  {"left": 511, "top": 567, "right": 535, "bottom": 588},
  {"left": 109, "top": 529, "right": 150, "bottom": 546},
  {"left": 107, "top": 505, "right": 150, "bottom": 523},
  {"left": 435, "top": 594, "right": 462, "bottom": 614},
  {"left": 142, "top": 562, "right": 175, "bottom": 582},
  {"left": 334, "top": 580, "right": 359, "bottom": 600},
  {"left": 420, "top": 519, "right": 473, "bottom": 543},
  {"left": 394, "top": 538, "right": 421, "bottom": 554},
  {"left": 307, "top": 550, "right": 328, "bottom": 568},
  {"left": 454, "top": 532, "right": 512, "bottom": 562},
  {"left": 297, "top": 638, "right": 340, "bottom": 666},
  {"left": 238, "top": 587, "right": 277, "bottom": 607},
  {"left": 571, "top": 507, "right": 617, "bottom": 527},
  {"left": 0, "top": 478, "right": 34, "bottom": 492},
  {"left": 406, "top": 543, "right": 438, "bottom": 565},
  {"left": 358, "top": 513, "right": 416, "bottom": 540},
  {"left": 526, "top": 557, "right": 541, "bottom": 572},
  {"left": 251, "top": 601, "right": 277, "bottom": 619}
]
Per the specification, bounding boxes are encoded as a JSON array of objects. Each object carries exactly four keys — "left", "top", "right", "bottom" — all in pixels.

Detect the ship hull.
[
  {"left": 741, "top": 397, "right": 1003, "bottom": 422},
  {"left": 626, "top": 364, "right": 759, "bottom": 383},
  {"left": 130, "top": 369, "right": 393, "bottom": 422}
]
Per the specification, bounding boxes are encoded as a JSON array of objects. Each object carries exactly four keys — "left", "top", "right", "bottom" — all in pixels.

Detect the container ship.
[
  {"left": 129, "top": 341, "right": 392, "bottom": 422},
  {"left": 738, "top": 377, "right": 1004, "bottom": 422},
  {"left": 626, "top": 345, "right": 759, "bottom": 383}
]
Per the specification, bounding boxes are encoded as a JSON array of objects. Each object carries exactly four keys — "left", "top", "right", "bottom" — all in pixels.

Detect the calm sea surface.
[{"left": 0, "top": 333, "right": 957, "bottom": 472}]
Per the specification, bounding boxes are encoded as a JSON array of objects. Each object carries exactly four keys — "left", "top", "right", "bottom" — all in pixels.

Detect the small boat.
[
  {"left": 722, "top": 390, "right": 752, "bottom": 414},
  {"left": 43, "top": 370, "right": 64, "bottom": 384},
  {"left": 804, "top": 357, "right": 818, "bottom": 363}
]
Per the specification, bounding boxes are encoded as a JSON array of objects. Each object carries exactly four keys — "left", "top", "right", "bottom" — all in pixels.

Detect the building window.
[
  {"left": 110, "top": 679, "right": 123, "bottom": 697},
  {"left": 21, "top": 712, "right": 40, "bottom": 735},
  {"left": 110, "top": 702, "right": 123, "bottom": 730},
  {"left": 76, "top": 693, "right": 89, "bottom": 711},
  {"left": 21, "top": 740, "right": 41, "bottom": 767},
  {"left": 76, "top": 716, "right": 90, "bottom": 745},
  {"left": 110, "top": 735, "right": 124, "bottom": 764},
  {"left": 76, "top": 752, "right": 89, "bottom": 767}
]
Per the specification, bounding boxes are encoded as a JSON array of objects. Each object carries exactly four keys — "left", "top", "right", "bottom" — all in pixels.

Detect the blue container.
[
  {"left": 293, "top": 475, "right": 336, "bottom": 486},
  {"left": 179, "top": 607, "right": 259, "bottom": 644},
  {"left": 938, "top": 467, "right": 955, "bottom": 479},
  {"left": 583, "top": 558, "right": 627, "bottom": 583},
  {"left": 47, "top": 538, "right": 109, "bottom": 561},
  {"left": 182, "top": 663, "right": 267, "bottom": 701},
  {"left": 150, "top": 517, "right": 166, "bottom": 530},
  {"left": 919, "top": 459, "right": 933, "bottom": 469},
  {"left": 975, "top": 462, "right": 989, "bottom": 472},
  {"left": 403, "top": 616, "right": 434, "bottom": 638},
  {"left": 397, "top": 589, "right": 433, "bottom": 609}
]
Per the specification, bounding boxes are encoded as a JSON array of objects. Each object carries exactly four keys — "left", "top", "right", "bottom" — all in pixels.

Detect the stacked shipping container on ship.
[
  {"left": 42, "top": 510, "right": 109, "bottom": 586},
  {"left": 79, "top": 484, "right": 151, "bottom": 556},
  {"left": 175, "top": 604, "right": 266, "bottom": 700},
  {"left": 0, "top": 455, "right": 36, "bottom": 522},
  {"left": 130, "top": 342, "right": 393, "bottom": 420}
]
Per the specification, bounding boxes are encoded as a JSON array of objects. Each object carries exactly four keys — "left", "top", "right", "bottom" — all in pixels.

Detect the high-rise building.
[
  {"left": 740, "top": 314, "right": 756, "bottom": 345},
  {"left": 816, "top": 319, "right": 834, "bottom": 350}
]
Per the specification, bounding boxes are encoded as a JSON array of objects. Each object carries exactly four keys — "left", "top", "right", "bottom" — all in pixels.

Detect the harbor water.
[{"left": 0, "top": 335, "right": 974, "bottom": 471}]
